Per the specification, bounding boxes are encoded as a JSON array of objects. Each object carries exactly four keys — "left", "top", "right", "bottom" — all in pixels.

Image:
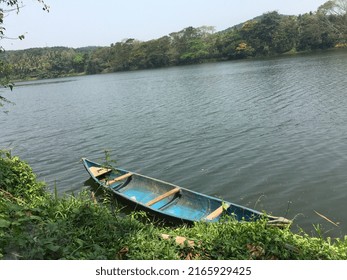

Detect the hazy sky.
[{"left": 1, "top": 0, "right": 328, "bottom": 50}]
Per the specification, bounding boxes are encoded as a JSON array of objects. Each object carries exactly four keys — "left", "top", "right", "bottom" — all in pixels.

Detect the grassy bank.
[{"left": 1, "top": 150, "right": 346, "bottom": 260}]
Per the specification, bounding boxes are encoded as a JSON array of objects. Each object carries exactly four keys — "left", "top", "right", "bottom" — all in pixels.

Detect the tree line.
[{"left": 2, "top": 2, "right": 347, "bottom": 81}]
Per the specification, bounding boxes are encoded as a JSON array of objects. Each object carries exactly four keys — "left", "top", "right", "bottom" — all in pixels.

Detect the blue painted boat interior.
[{"left": 119, "top": 178, "right": 223, "bottom": 220}]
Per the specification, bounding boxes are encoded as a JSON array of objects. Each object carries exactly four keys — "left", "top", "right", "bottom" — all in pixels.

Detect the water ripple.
[{"left": 1, "top": 50, "right": 347, "bottom": 237}]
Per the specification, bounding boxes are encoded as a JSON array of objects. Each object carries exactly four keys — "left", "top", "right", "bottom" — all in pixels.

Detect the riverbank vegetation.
[
  {"left": 1, "top": 150, "right": 346, "bottom": 260},
  {"left": 1, "top": 1, "right": 347, "bottom": 81},
  {"left": 0, "top": 0, "right": 49, "bottom": 109}
]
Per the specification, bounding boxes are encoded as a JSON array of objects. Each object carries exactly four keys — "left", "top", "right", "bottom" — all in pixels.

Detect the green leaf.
[
  {"left": 29, "top": 215, "right": 42, "bottom": 221},
  {"left": 47, "top": 244, "right": 60, "bottom": 252},
  {"left": 0, "top": 219, "right": 11, "bottom": 228}
]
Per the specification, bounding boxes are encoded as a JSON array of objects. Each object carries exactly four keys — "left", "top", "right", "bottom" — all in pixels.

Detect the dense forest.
[{"left": 2, "top": 2, "right": 347, "bottom": 81}]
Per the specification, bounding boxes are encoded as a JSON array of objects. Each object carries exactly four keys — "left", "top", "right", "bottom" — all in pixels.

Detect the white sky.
[{"left": 1, "top": 0, "right": 328, "bottom": 50}]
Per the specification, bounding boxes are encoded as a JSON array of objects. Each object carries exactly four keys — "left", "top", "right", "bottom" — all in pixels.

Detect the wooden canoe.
[{"left": 82, "top": 158, "right": 290, "bottom": 226}]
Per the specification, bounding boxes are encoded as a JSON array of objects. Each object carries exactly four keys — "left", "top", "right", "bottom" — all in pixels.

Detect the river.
[{"left": 1, "top": 49, "right": 347, "bottom": 237}]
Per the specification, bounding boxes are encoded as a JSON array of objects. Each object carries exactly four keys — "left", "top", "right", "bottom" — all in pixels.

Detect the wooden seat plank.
[
  {"left": 90, "top": 166, "right": 111, "bottom": 177},
  {"left": 105, "top": 172, "right": 133, "bottom": 185},
  {"left": 146, "top": 187, "right": 180, "bottom": 206},
  {"left": 205, "top": 204, "right": 229, "bottom": 220}
]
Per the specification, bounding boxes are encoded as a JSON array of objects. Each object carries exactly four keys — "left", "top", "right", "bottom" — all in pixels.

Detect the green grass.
[{"left": 1, "top": 150, "right": 346, "bottom": 260}]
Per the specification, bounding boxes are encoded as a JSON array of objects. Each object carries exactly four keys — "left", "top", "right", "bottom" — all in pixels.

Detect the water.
[{"left": 1, "top": 49, "right": 347, "bottom": 237}]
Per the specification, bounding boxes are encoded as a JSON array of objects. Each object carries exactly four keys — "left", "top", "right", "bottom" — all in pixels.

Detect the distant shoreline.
[
  {"left": 9, "top": 46, "right": 347, "bottom": 85},
  {"left": 3, "top": 10, "right": 347, "bottom": 83}
]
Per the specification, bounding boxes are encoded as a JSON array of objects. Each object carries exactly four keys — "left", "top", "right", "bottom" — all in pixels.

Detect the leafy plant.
[{"left": 0, "top": 150, "right": 48, "bottom": 205}]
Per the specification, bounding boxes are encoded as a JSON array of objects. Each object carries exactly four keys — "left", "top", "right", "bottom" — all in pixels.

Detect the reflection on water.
[{"left": 14, "top": 78, "right": 76, "bottom": 87}]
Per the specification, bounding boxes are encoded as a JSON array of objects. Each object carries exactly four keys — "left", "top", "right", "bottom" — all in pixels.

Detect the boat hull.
[{"left": 82, "top": 158, "right": 290, "bottom": 226}]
